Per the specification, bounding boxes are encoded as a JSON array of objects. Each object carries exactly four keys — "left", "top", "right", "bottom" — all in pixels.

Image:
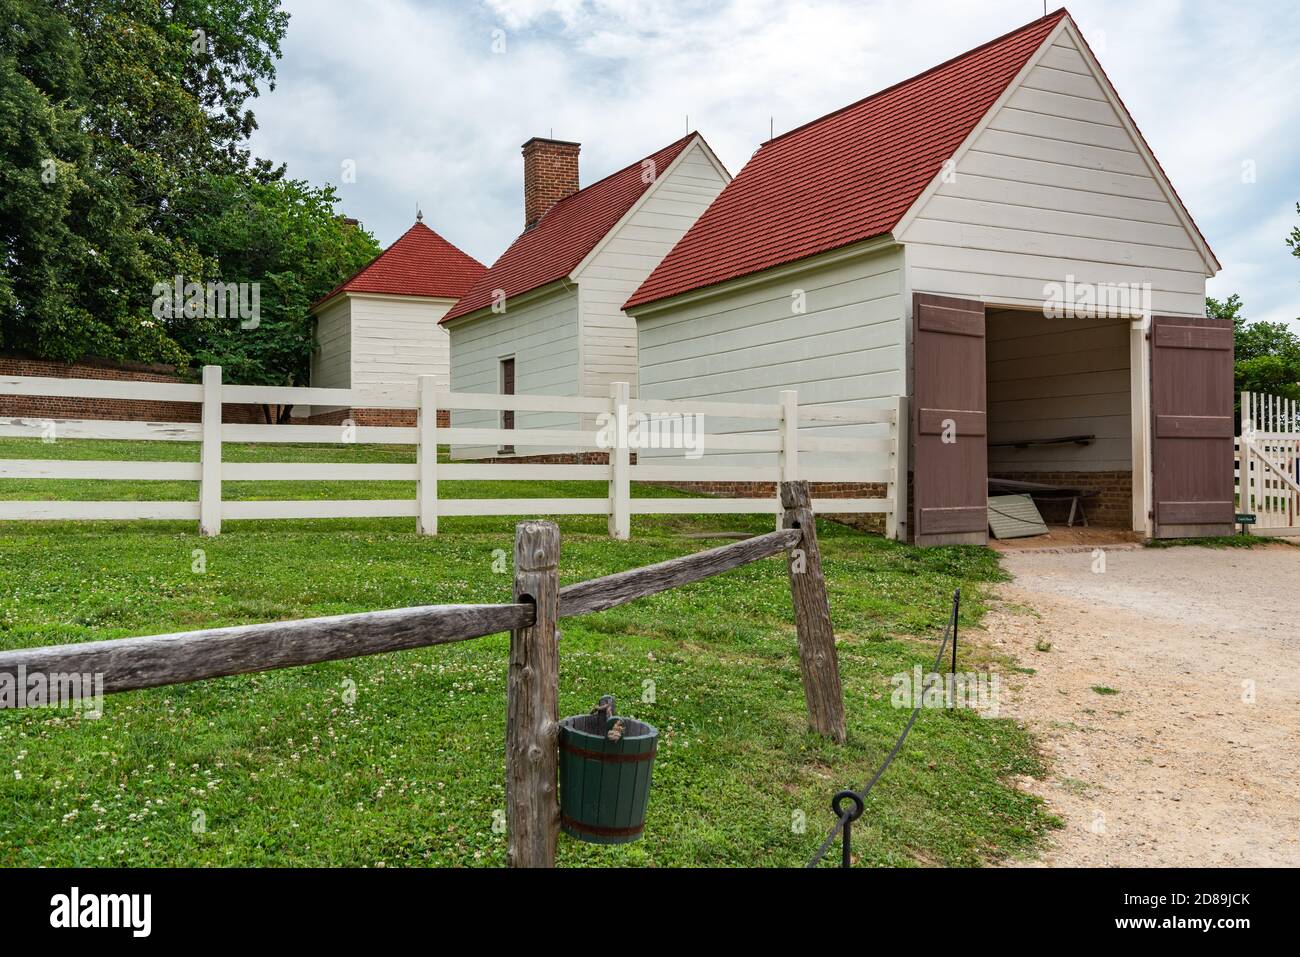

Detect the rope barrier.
[{"left": 805, "top": 588, "right": 961, "bottom": 868}]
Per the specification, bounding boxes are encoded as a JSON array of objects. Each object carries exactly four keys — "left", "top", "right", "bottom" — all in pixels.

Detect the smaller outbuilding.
[
  {"left": 302, "top": 216, "right": 485, "bottom": 426},
  {"left": 440, "top": 133, "right": 731, "bottom": 459}
]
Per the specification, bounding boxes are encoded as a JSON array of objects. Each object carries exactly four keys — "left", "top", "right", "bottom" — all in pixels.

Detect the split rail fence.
[
  {"left": 1236, "top": 390, "right": 1300, "bottom": 535},
  {"left": 0, "top": 481, "right": 845, "bottom": 868},
  {"left": 0, "top": 368, "right": 907, "bottom": 539}
]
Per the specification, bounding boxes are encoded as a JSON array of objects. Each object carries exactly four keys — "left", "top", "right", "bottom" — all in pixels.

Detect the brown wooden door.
[
  {"left": 912, "top": 293, "right": 988, "bottom": 546},
  {"left": 1150, "top": 315, "right": 1235, "bottom": 538},
  {"left": 500, "top": 357, "right": 515, "bottom": 454}
]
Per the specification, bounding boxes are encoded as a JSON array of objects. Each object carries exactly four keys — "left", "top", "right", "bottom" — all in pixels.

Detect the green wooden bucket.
[{"left": 558, "top": 707, "right": 658, "bottom": 845}]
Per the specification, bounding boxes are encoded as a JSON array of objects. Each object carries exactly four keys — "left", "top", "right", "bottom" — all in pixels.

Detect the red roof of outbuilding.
[
  {"left": 443, "top": 133, "right": 699, "bottom": 323},
  {"left": 625, "top": 10, "right": 1070, "bottom": 310},
  {"left": 314, "top": 220, "right": 486, "bottom": 309}
]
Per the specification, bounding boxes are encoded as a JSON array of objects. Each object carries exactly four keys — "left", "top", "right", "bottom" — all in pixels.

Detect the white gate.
[{"left": 1237, "top": 391, "right": 1300, "bottom": 534}]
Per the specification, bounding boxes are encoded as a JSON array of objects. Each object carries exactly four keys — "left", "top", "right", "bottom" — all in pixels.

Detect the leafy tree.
[
  {"left": 1209, "top": 294, "right": 1300, "bottom": 422},
  {"left": 0, "top": 0, "right": 200, "bottom": 364},
  {"left": 0, "top": 0, "right": 374, "bottom": 389},
  {"left": 1206, "top": 293, "right": 1244, "bottom": 326},
  {"left": 167, "top": 173, "right": 379, "bottom": 415}
]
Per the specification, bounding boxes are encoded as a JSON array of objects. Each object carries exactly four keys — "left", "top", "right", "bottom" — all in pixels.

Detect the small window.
[{"left": 500, "top": 357, "right": 515, "bottom": 455}]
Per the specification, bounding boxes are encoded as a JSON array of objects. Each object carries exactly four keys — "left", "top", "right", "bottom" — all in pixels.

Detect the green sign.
[{"left": 1236, "top": 513, "right": 1257, "bottom": 525}]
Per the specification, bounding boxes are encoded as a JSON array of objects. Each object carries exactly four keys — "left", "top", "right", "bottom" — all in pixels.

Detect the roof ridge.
[{"left": 761, "top": 8, "right": 1068, "bottom": 150}]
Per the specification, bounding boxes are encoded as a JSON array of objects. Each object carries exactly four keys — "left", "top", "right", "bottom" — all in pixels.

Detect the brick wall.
[
  {"left": 458, "top": 451, "right": 890, "bottom": 529},
  {"left": 461, "top": 450, "right": 617, "bottom": 465},
  {"left": 650, "top": 479, "right": 890, "bottom": 534},
  {"left": 0, "top": 354, "right": 267, "bottom": 424},
  {"left": 989, "top": 470, "right": 1132, "bottom": 528},
  {"left": 295, "top": 408, "right": 448, "bottom": 429}
]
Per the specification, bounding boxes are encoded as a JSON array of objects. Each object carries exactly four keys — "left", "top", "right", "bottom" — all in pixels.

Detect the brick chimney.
[{"left": 522, "top": 137, "right": 580, "bottom": 229}]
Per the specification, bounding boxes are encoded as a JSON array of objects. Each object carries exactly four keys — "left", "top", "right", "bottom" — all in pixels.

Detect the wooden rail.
[
  {"left": 0, "top": 603, "right": 534, "bottom": 695},
  {"left": 0, "top": 481, "right": 845, "bottom": 866},
  {"left": 0, "top": 368, "right": 906, "bottom": 540},
  {"left": 558, "top": 527, "right": 800, "bottom": 617}
]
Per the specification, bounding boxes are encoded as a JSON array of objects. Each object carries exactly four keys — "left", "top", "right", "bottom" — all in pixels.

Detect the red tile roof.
[
  {"left": 443, "top": 133, "right": 699, "bottom": 323},
  {"left": 625, "top": 10, "right": 1069, "bottom": 310},
  {"left": 314, "top": 220, "right": 486, "bottom": 309}
]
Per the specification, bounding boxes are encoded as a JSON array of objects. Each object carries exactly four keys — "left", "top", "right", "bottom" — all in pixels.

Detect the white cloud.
[{"left": 250, "top": 0, "right": 1300, "bottom": 329}]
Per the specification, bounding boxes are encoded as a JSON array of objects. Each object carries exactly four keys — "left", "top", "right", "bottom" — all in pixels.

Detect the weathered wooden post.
[
  {"left": 506, "top": 520, "right": 561, "bottom": 867},
  {"left": 780, "top": 480, "right": 847, "bottom": 743}
]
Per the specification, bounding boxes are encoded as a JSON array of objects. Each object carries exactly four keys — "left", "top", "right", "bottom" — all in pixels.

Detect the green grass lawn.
[
  {"left": 0, "top": 438, "right": 1056, "bottom": 867},
  {"left": 1145, "top": 533, "right": 1295, "bottom": 549}
]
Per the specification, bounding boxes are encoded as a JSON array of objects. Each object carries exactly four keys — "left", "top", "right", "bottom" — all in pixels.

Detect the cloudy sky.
[{"left": 248, "top": 0, "right": 1300, "bottom": 329}]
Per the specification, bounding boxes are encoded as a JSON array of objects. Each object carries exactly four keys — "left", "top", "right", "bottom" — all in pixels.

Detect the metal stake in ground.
[
  {"left": 951, "top": 589, "right": 960, "bottom": 675},
  {"left": 507, "top": 520, "right": 561, "bottom": 868}
]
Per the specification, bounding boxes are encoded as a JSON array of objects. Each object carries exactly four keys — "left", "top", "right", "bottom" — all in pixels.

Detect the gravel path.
[{"left": 980, "top": 544, "right": 1300, "bottom": 867}]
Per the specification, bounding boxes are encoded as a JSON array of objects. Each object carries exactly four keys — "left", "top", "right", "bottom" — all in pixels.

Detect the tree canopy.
[
  {"left": 1208, "top": 293, "right": 1300, "bottom": 415},
  {"left": 0, "top": 0, "right": 380, "bottom": 381}
]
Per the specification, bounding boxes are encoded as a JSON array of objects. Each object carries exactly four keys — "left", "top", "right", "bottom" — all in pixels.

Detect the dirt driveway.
[{"left": 980, "top": 543, "right": 1300, "bottom": 867}]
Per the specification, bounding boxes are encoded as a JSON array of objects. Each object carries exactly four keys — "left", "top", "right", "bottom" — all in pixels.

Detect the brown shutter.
[
  {"left": 1150, "top": 315, "right": 1234, "bottom": 538},
  {"left": 912, "top": 293, "right": 988, "bottom": 546}
]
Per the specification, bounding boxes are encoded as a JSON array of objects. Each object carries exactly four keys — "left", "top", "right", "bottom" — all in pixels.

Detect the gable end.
[{"left": 896, "top": 17, "right": 1219, "bottom": 283}]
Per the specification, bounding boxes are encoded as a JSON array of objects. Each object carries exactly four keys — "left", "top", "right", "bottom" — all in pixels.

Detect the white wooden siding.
[
  {"left": 898, "top": 30, "right": 1209, "bottom": 317},
  {"left": 635, "top": 244, "right": 905, "bottom": 467},
  {"left": 310, "top": 293, "right": 453, "bottom": 415},
  {"left": 310, "top": 296, "right": 352, "bottom": 392},
  {"left": 986, "top": 309, "right": 1131, "bottom": 472},
  {"left": 574, "top": 140, "right": 729, "bottom": 410},
  {"left": 348, "top": 294, "right": 454, "bottom": 403},
  {"left": 447, "top": 285, "right": 581, "bottom": 458}
]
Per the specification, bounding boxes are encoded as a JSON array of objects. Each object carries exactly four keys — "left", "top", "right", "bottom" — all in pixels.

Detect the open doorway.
[
  {"left": 912, "top": 293, "right": 1233, "bottom": 546},
  {"left": 984, "top": 307, "right": 1133, "bottom": 530}
]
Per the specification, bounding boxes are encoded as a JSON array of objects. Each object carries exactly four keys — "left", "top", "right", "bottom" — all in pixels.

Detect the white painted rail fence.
[
  {"left": 1236, "top": 390, "right": 1300, "bottom": 535},
  {"left": 0, "top": 368, "right": 906, "bottom": 539}
]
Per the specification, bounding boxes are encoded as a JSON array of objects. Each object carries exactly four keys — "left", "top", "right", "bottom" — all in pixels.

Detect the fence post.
[
  {"left": 609, "top": 381, "right": 631, "bottom": 540},
  {"left": 506, "top": 520, "right": 561, "bottom": 867},
  {"left": 887, "top": 394, "right": 909, "bottom": 541},
  {"left": 198, "top": 365, "right": 222, "bottom": 537},
  {"left": 780, "top": 479, "right": 847, "bottom": 742},
  {"left": 778, "top": 390, "right": 799, "bottom": 527},
  {"left": 1242, "top": 391, "right": 1255, "bottom": 518},
  {"left": 416, "top": 375, "right": 438, "bottom": 535}
]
